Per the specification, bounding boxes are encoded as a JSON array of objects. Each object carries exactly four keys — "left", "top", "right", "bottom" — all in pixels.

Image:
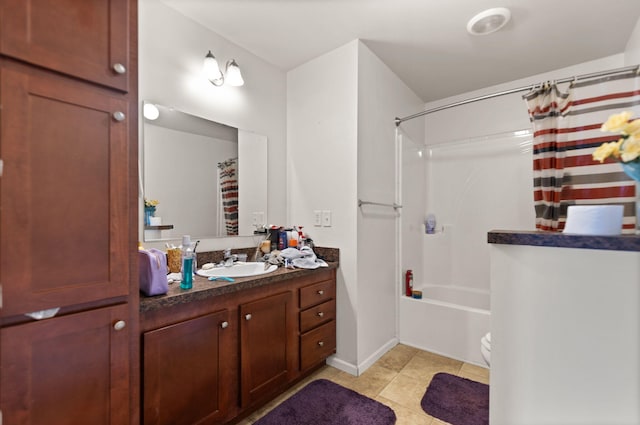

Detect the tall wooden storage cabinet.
[{"left": 0, "top": 1, "right": 138, "bottom": 424}]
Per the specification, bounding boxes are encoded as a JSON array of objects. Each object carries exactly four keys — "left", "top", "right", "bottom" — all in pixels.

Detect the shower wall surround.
[{"left": 421, "top": 130, "right": 534, "bottom": 293}]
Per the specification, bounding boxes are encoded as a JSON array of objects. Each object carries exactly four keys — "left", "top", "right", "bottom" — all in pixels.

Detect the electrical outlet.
[
  {"left": 314, "top": 210, "right": 322, "bottom": 226},
  {"left": 322, "top": 210, "right": 332, "bottom": 227}
]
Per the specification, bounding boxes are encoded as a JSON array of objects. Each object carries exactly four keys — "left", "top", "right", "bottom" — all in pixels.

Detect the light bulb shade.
[
  {"left": 225, "top": 59, "right": 244, "bottom": 86},
  {"left": 203, "top": 50, "right": 223, "bottom": 85},
  {"left": 143, "top": 103, "right": 159, "bottom": 120}
]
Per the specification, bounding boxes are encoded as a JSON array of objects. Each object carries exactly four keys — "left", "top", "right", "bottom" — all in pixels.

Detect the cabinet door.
[
  {"left": 143, "top": 310, "right": 231, "bottom": 425},
  {"left": 0, "top": 0, "right": 130, "bottom": 91},
  {"left": 240, "top": 291, "right": 295, "bottom": 406},
  {"left": 0, "top": 63, "right": 130, "bottom": 317},
  {"left": 0, "top": 304, "right": 130, "bottom": 425}
]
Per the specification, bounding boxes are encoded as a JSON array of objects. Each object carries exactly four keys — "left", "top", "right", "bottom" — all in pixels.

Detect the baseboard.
[
  {"left": 356, "top": 337, "right": 399, "bottom": 375},
  {"left": 326, "top": 337, "right": 400, "bottom": 376},
  {"left": 326, "top": 355, "right": 358, "bottom": 376}
]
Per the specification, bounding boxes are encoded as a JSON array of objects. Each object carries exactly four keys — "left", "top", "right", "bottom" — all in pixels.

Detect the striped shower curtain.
[
  {"left": 218, "top": 158, "right": 239, "bottom": 236},
  {"left": 525, "top": 71, "right": 640, "bottom": 233}
]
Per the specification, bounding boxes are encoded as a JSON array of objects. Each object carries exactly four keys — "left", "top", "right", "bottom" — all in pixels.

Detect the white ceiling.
[{"left": 160, "top": 0, "right": 640, "bottom": 103}]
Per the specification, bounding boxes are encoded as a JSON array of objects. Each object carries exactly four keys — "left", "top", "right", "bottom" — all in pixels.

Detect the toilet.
[{"left": 480, "top": 332, "right": 491, "bottom": 366}]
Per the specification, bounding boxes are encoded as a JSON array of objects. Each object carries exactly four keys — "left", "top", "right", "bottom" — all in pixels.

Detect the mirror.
[{"left": 142, "top": 101, "right": 268, "bottom": 241}]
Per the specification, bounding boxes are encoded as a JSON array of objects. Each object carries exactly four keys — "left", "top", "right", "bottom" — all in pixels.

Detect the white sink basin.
[{"left": 196, "top": 262, "right": 278, "bottom": 278}]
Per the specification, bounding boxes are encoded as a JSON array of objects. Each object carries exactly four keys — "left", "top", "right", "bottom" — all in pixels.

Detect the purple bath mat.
[
  {"left": 421, "top": 372, "right": 489, "bottom": 425},
  {"left": 254, "top": 379, "right": 396, "bottom": 425}
]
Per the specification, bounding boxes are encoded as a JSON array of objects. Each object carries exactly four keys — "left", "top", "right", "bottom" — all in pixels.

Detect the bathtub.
[{"left": 399, "top": 285, "right": 490, "bottom": 366}]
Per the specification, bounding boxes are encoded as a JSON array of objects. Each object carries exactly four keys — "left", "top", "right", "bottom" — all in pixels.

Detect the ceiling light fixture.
[
  {"left": 203, "top": 50, "right": 244, "bottom": 87},
  {"left": 467, "top": 7, "right": 511, "bottom": 36}
]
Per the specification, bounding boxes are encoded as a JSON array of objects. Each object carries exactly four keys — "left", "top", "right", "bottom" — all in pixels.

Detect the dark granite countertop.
[
  {"left": 488, "top": 230, "right": 640, "bottom": 252},
  {"left": 140, "top": 247, "right": 339, "bottom": 313}
]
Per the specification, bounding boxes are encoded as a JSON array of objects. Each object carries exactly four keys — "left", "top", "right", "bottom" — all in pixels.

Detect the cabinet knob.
[
  {"left": 113, "top": 320, "right": 126, "bottom": 331},
  {"left": 317, "top": 341, "right": 324, "bottom": 347},
  {"left": 317, "top": 312, "right": 324, "bottom": 317},
  {"left": 220, "top": 321, "right": 229, "bottom": 329},
  {"left": 245, "top": 314, "right": 252, "bottom": 321},
  {"left": 317, "top": 290, "right": 324, "bottom": 295},
  {"left": 112, "top": 111, "right": 126, "bottom": 122},
  {"left": 113, "top": 63, "right": 127, "bottom": 74}
]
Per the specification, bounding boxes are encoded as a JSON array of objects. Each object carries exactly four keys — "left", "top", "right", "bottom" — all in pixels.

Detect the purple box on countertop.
[{"left": 139, "top": 248, "right": 168, "bottom": 296}]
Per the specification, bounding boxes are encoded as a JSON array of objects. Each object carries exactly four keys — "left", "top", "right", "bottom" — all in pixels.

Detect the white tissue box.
[
  {"left": 149, "top": 216, "right": 162, "bottom": 226},
  {"left": 563, "top": 205, "right": 624, "bottom": 236}
]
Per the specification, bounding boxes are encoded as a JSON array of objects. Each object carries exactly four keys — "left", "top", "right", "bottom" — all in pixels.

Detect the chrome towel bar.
[{"left": 358, "top": 199, "right": 402, "bottom": 209}]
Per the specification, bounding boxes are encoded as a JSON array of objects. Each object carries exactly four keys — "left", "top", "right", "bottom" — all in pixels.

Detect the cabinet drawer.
[
  {"left": 300, "top": 299, "right": 335, "bottom": 333},
  {"left": 300, "top": 320, "right": 336, "bottom": 371},
  {"left": 299, "top": 280, "right": 335, "bottom": 309}
]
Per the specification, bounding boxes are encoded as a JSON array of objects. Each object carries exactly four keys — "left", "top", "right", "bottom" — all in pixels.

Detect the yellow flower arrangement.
[
  {"left": 593, "top": 111, "right": 640, "bottom": 163},
  {"left": 144, "top": 198, "right": 159, "bottom": 208}
]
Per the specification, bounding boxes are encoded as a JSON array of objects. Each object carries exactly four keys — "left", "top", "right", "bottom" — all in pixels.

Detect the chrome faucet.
[{"left": 223, "top": 248, "right": 237, "bottom": 267}]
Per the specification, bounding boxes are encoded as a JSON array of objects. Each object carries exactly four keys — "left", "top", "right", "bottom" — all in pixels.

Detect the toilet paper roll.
[
  {"left": 563, "top": 205, "right": 624, "bottom": 236},
  {"left": 149, "top": 216, "right": 162, "bottom": 226}
]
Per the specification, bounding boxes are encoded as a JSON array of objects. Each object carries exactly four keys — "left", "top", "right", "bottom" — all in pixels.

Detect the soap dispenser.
[{"left": 180, "top": 235, "right": 194, "bottom": 290}]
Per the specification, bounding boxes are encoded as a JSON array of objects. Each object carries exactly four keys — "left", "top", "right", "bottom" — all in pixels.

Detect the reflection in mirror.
[{"left": 142, "top": 101, "right": 267, "bottom": 241}]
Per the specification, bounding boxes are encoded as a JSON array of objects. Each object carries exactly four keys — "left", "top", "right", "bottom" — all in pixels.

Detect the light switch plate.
[
  {"left": 322, "top": 210, "right": 332, "bottom": 227},
  {"left": 314, "top": 210, "right": 322, "bottom": 226}
]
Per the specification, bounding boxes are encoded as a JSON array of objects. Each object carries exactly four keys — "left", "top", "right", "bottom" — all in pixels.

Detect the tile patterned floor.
[{"left": 239, "top": 344, "right": 489, "bottom": 425}]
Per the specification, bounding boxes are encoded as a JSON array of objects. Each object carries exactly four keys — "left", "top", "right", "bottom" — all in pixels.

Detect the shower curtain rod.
[{"left": 394, "top": 64, "right": 640, "bottom": 126}]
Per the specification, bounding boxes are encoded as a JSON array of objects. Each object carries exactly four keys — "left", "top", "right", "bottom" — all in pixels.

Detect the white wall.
[
  {"left": 287, "top": 40, "right": 360, "bottom": 370},
  {"left": 625, "top": 16, "right": 640, "bottom": 65},
  {"left": 490, "top": 244, "right": 640, "bottom": 424},
  {"left": 422, "top": 55, "right": 625, "bottom": 144},
  {"left": 356, "top": 42, "right": 424, "bottom": 369},
  {"left": 287, "top": 40, "right": 423, "bottom": 374},
  {"left": 139, "top": 0, "right": 286, "bottom": 252},
  {"left": 238, "top": 130, "right": 268, "bottom": 236}
]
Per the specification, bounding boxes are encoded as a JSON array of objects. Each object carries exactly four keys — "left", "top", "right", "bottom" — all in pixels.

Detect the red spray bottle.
[{"left": 405, "top": 270, "right": 413, "bottom": 297}]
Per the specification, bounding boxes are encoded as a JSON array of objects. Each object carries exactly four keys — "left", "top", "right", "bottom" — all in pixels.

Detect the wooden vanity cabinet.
[
  {"left": 0, "top": 0, "right": 131, "bottom": 92},
  {"left": 240, "top": 291, "right": 296, "bottom": 407},
  {"left": 143, "top": 310, "right": 231, "bottom": 425},
  {"left": 0, "top": 0, "right": 138, "bottom": 424},
  {"left": 0, "top": 61, "right": 130, "bottom": 316},
  {"left": 1, "top": 304, "right": 131, "bottom": 425},
  {"left": 140, "top": 268, "right": 337, "bottom": 425},
  {"left": 299, "top": 278, "right": 337, "bottom": 371}
]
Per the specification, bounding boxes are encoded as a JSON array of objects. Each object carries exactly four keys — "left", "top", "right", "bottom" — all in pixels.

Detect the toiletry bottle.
[
  {"left": 405, "top": 270, "right": 413, "bottom": 296},
  {"left": 278, "top": 227, "right": 287, "bottom": 250},
  {"left": 269, "top": 226, "right": 279, "bottom": 251},
  {"left": 297, "top": 226, "right": 305, "bottom": 249},
  {"left": 180, "top": 235, "right": 194, "bottom": 290},
  {"left": 426, "top": 214, "right": 436, "bottom": 234}
]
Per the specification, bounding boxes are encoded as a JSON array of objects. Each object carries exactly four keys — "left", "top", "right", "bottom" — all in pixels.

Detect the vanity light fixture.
[
  {"left": 203, "top": 50, "right": 244, "bottom": 87},
  {"left": 466, "top": 7, "right": 511, "bottom": 36},
  {"left": 143, "top": 103, "right": 160, "bottom": 120}
]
